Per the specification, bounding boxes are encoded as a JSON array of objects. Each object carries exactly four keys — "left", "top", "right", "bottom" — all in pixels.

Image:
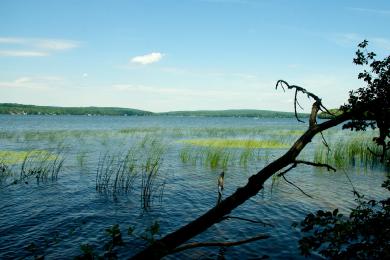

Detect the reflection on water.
[{"left": 0, "top": 115, "right": 387, "bottom": 259}]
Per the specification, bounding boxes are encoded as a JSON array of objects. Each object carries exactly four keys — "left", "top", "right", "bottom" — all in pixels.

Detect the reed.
[
  {"left": 76, "top": 150, "right": 88, "bottom": 168},
  {"left": 0, "top": 150, "right": 64, "bottom": 188},
  {"left": 180, "top": 138, "right": 289, "bottom": 149},
  {"left": 19, "top": 150, "right": 64, "bottom": 182},
  {"left": 96, "top": 150, "right": 138, "bottom": 196},
  {"left": 179, "top": 138, "right": 288, "bottom": 170},
  {"left": 314, "top": 133, "right": 384, "bottom": 169},
  {"left": 141, "top": 149, "right": 164, "bottom": 209},
  {"left": 95, "top": 137, "right": 166, "bottom": 209}
]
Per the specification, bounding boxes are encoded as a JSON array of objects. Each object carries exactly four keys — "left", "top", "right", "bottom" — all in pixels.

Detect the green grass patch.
[
  {"left": 314, "top": 133, "right": 384, "bottom": 169},
  {"left": 0, "top": 150, "right": 58, "bottom": 164},
  {"left": 180, "top": 138, "right": 289, "bottom": 149}
]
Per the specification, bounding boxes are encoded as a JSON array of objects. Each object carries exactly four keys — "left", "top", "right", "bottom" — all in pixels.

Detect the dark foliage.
[
  {"left": 299, "top": 41, "right": 390, "bottom": 258},
  {"left": 299, "top": 181, "right": 390, "bottom": 259},
  {"left": 341, "top": 40, "right": 390, "bottom": 164}
]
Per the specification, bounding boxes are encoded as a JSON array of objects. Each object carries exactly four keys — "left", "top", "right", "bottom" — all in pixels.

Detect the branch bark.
[{"left": 130, "top": 92, "right": 351, "bottom": 259}]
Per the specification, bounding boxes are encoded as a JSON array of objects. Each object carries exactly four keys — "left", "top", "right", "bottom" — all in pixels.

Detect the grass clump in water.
[
  {"left": 96, "top": 137, "right": 166, "bottom": 209},
  {"left": 314, "top": 133, "right": 384, "bottom": 170},
  {"left": 0, "top": 150, "right": 64, "bottom": 188},
  {"left": 0, "top": 150, "right": 58, "bottom": 164},
  {"left": 180, "top": 138, "right": 289, "bottom": 149},
  {"left": 178, "top": 138, "right": 286, "bottom": 169}
]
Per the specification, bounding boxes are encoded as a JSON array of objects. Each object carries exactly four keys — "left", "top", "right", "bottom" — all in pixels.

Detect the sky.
[{"left": 0, "top": 0, "right": 389, "bottom": 112}]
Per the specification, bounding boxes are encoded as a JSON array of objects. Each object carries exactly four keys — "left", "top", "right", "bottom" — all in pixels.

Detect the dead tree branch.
[
  {"left": 277, "top": 163, "right": 298, "bottom": 177},
  {"left": 295, "top": 160, "right": 336, "bottom": 172},
  {"left": 276, "top": 80, "right": 333, "bottom": 123},
  {"left": 281, "top": 175, "right": 313, "bottom": 199},
  {"left": 130, "top": 82, "right": 351, "bottom": 260}
]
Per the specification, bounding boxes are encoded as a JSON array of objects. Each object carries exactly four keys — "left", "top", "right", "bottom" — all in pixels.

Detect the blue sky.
[{"left": 0, "top": 0, "right": 389, "bottom": 112}]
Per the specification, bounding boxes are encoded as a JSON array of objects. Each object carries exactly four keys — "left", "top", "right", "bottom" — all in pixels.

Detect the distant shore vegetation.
[{"left": 0, "top": 103, "right": 309, "bottom": 118}]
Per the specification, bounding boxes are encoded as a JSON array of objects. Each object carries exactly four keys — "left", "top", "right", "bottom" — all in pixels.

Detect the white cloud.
[
  {"left": 0, "top": 37, "right": 80, "bottom": 57},
  {"left": 0, "top": 50, "right": 48, "bottom": 57},
  {"left": 0, "top": 76, "right": 64, "bottom": 90},
  {"left": 348, "top": 7, "right": 390, "bottom": 15},
  {"left": 0, "top": 37, "right": 25, "bottom": 44},
  {"left": 131, "top": 52, "right": 163, "bottom": 65},
  {"left": 35, "top": 39, "right": 80, "bottom": 50}
]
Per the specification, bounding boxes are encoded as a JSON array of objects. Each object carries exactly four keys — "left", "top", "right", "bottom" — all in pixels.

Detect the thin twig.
[
  {"left": 295, "top": 160, "right": 336, "bottom": 172},
  {"left": 172, "top": 234, "right": 270, "bottom": 253},
  {"left": 276, "top": 80, "right": 334, "bottom": 123},
  {"left": 294, "top": 89, "right": 305, "bottom": 123},
  {"left": 342, "top": 169, "right": 361, "bottom": 198},
  {"left": 281, "top": 175, "right": 313, "bottom": 199},
  {"left": 320, "top": 132, "right": 331, "bottom": 152},
  {"left": 277, "top": 163, "right": 297, "bottom": 177}
]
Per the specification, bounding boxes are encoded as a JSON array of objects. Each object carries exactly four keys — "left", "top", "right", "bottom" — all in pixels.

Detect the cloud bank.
[
  {"left": 0, "top": 37, "right": 80, "bottom": 57},
  {"left": 131, "top": 52, "right": 163, "bottom": 65}
]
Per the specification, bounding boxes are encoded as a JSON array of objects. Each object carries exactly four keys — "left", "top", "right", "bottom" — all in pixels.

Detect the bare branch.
[
  {"left": 276, "top": 80, "right": 322, "bottom": 103},
  {"left": 277, "top": 163, "right": 297, "bottom": 177},
  {"left": 276, "top": 80, "right": 335, "bottom": 124},
  {"left": 320, "top": 132, "right": 331, "bottom": 152},
  {"left": 276, "top": 80, "right": 318, "bottom": 123},
  {"left": 309, "top": 101, "right": 320, "bottom": 127},
  {"left": 131, "top": 87, "right": 352, "bottom": 260},
  {"left": 342, "top": 169, "right": 361, "bottom": 198},
  {"left": 281, "top": 175, "right": 313, "bottom": 199},
  {"left": 319, "top": 105, "right": 335, "bottom": 117},
  {"left": 294, "top": 89, "right": 305, "bottom": 123},
  {"left": 172, "top": 234, "right": 270, "bottom": 254},
  {"left": 295, "top": 160, "right": 336, "bottom": 172}
]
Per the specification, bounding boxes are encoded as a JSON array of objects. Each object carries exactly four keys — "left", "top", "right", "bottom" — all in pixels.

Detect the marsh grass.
[
  {"left": 0, "top": 150, "right": 59, "bottom": 165},
  {"left": 180, "top": 139, "right": 289, "bottom": 149},
  {"left": 20, "top": 151, "right": 64, "bottom": 182},
  {"left": 96, "top": 137, "right": 166, "bottom": 209},
  {"left": 116, "top": 126, "right": 305, "bottom": 140},
  {"left": 0, "top": 150, "right": 64, "bottom": 188},
  {"left": 314, "top": 133, "right": 384, "bottom": 170},
  {"left": 0, "top": 160, "right": 12, "bottom": 185},
  {"left": 96, "top": 150, "right": 138, "bottom": 196},
  {"left": 140, "top": 148, "right": 164, "bottom": 209},
  {"left": 178, "top": 138, "right": 287, "bottom": 169},
  {"left": 76, "top": 150, "right": 89, "bottom": 168}
]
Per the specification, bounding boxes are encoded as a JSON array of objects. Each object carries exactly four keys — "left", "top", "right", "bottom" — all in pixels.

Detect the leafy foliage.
[
  {"left": 341, "top": 40, "right": 390, "bottom": 164},
  {"left": 299, "top": 41, "right": 390, "bottom": 258},
  {"left": 299, "top": 181, "right": 390, "bottom": 259}
]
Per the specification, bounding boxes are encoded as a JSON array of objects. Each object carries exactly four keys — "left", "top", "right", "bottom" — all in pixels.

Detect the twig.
[
  {"left": 294, "top": 89, "right": 305, "bottom": 123},
  {"left": 277, "top": 163, "right": 297, "bottom": 177},
  {"left": 342, "top": 169, "right": 361, "bottom": 198},
  {"left": 295, "top": 160, "right": 336, "bottom": 172},
  {"left": 221, "top": 216, "right": 274, "bottom": 227},
  {"left": 172, "top": 234, "right": 270, "bottom": 253},
  {"left": 276, "top": 80, "right": 334, "bottom": 123},
  {"left": 320, "top": 132, "right": 331, "bottom": 153},
  {"left": 281, "top": 175, "right": 313, "bottom": 199}
]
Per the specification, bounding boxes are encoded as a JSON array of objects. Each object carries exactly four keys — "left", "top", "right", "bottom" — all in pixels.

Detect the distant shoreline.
[{"left": 0, "top": 103, "right": 309, "bottom": 118}]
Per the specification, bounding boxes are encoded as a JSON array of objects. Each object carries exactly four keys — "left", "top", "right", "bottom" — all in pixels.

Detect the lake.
[{"left": 0, "top": 115, "right": 387, "bottom": 259}]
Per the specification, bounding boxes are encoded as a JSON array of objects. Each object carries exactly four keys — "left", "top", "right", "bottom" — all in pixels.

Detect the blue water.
[{"left": 0, "top": 115, "right": 387, "bottom": 259}]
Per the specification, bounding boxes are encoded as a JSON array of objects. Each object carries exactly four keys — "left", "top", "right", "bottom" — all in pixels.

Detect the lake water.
[{"left": 0, "top": 115, "right": 387, "bottom": 259}]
